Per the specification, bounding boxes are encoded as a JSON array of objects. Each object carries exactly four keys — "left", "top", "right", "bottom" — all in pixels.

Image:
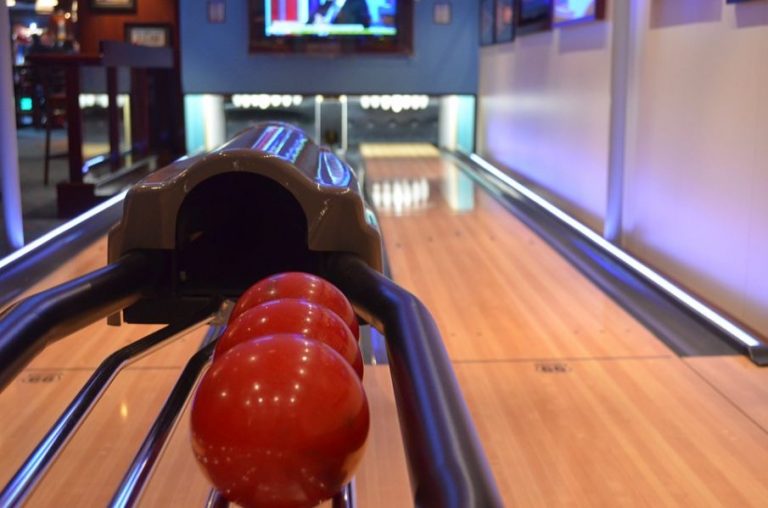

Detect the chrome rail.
[
  {"left": 109, "top": 317, "right": 227, "bottom": 507},
  {"left": 326, "top": 253, "right": 503, "bottom": 508}
]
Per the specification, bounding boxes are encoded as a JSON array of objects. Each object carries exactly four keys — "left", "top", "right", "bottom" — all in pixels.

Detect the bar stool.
[{"left": 41, "top": 67, "right": 68, "bottom": 186}]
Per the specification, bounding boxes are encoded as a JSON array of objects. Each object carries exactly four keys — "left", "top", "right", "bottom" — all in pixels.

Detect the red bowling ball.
[{"left": 191, "top": 334, "right": 369, "bottom": 508}]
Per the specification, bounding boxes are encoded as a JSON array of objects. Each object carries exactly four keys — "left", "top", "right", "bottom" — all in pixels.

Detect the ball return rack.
[{"left": 0, "top": 123, "right": 502, "bottom": 508}]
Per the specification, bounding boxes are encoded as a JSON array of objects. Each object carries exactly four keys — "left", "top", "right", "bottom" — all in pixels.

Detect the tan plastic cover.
[{"left": 108, "top": 122, "right": 383, "bottom": 272}]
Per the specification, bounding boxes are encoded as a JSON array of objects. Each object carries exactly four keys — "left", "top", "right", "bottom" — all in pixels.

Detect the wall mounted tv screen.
[{"left": 250, "top": 0, "right": 413, "bottom": 54}]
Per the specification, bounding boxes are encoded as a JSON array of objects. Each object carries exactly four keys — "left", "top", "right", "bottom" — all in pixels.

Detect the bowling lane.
[
  {"left": 364, "top": 145, "right": 671, "bottom": 361},
  {"left": 9, "top": 142, "right": 768, "bottom": 506},
  {"left": 363, "top": 144, "right": 768, "bottom": 505}
]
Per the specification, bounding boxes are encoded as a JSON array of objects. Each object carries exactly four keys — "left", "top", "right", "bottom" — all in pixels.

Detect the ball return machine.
[{"left": 0, "top": 123, "right": 502, "bottom": 508}]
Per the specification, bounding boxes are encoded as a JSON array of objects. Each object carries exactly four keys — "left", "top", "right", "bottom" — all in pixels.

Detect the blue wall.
[{"left": 179, "top": 0, "right": 478, "bottom": 94}]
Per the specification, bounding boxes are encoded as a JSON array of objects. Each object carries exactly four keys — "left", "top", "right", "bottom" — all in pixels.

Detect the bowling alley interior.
[{"left": 1, "top": 0, "right": 768, "bottom": 506}]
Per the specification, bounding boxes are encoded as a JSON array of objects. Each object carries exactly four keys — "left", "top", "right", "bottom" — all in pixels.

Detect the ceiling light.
[{"left": 35, "top": 0, "right": 58, "bottom": 14}]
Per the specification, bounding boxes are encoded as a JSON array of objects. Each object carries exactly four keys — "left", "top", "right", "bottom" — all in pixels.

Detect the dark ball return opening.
[{"left": 175, "top": 172, "right": 321, "bottom": 297}]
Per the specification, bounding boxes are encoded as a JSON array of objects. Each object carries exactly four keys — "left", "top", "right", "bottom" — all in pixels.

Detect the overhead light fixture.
[
  {"left": 35, "top": 0, "right": 58, "bottom": 14},
  {"left": 7, "top": 0, "right": 17, "bottom": 8}
]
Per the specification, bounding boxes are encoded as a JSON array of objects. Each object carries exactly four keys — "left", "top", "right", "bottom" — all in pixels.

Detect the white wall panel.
[
  {"left": 478, "top": 22, "right": 614, "bottom": 231},
  {"left": 624, "top": 0, "right": 768, "bottom": 335},
  {"left": 477, "top": 0, "right": 768, "bottom": 337}
]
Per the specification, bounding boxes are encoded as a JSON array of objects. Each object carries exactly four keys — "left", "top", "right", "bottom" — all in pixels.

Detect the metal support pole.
[
  {"left": 604, "top": 0, "right": 643, "bottom": 244},
  {"left": 106, "top": 66, "right": 120, "bottom": 171},
  {"left": 0, "top": 3, "right": 24, "bottom": 249}
]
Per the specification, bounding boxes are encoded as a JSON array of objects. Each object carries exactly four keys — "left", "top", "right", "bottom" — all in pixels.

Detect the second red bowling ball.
[
  {"left": 230, "top": 272, "right": 360, "bottom": 340},
  {"left": 215, "top": 299, "right": 364, "bottom": 379}
]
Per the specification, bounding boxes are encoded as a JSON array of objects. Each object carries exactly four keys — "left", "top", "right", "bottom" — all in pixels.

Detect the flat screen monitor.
[
  {"left": 554, "top": 0, "right": 606, "bottom": 26},
  {"left": 250, "top": 0, "right": 413, "bottom": 54},
  {"left": 516, "top": 0, "right": 553, "bottom": 35}
]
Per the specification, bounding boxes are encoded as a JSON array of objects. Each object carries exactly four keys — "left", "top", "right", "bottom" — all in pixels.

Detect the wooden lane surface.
[
  {"left": 0, "top": 235, "right": 211, "bottom": 506},
  {"left": 361, "top": 144, "right": 441, "bottom": 159},
  {"left": 0, "top": 237, "right": 411, "bottom": 506},
  {"left": 363, "top": 143, "right": 768, "bottom": 506},
  {"left": 456, "top": 358, "right": 768, "bottom": 506},
  {"left": 683, "top": 355, "right": 768, "bottom": 429},
  {"left": 364, "top": 148, "right": 671, "bottom": 361},
  {"left": 2, "top": 368, "right": 201, "bottom": 507}
]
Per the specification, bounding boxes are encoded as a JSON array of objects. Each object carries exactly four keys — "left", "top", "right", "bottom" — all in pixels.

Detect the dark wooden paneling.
[{"left": 77, "top": 0, "right": 179, "bottom": 55}]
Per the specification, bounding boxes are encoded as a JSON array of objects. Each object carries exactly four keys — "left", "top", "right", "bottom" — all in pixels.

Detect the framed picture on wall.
[
  {"left": 89, "top": 0, "right": 137, "bottom": 13},
  {"left": 480, "top": 0, "right": 495, "bottom": 46},
  {"left": 125, "top": 24, "right": 172, "bottom": 48},
  {"left": 495, "top": 0, "right": 515, "bottom": 43},
  {"left": 208, "top": 0, "right": 226, "bottom": 23},
  {"left": 554, "top": 0, "right": 606, "bottom": 26},
  {"left": 434, "top": 1, "right": 452, "bottom": 24},
  {"left": 516, "top": 0, "right": 553, "bottom": 36}
]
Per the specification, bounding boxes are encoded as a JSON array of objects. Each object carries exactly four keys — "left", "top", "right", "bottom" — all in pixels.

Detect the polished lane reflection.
[{"left": 362, "top": 143, "right": 475, "bottom": 215}]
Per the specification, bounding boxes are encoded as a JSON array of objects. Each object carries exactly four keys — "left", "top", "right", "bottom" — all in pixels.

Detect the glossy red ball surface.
[
  {"left": 191, "top": 334, "right": 369, "bottom": 508},
  {"left": 230, "top": 272, "right": 359, "bottom": 340},
  {"left": 215, "top": 299, "right": 364, "bottom": 379}
]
